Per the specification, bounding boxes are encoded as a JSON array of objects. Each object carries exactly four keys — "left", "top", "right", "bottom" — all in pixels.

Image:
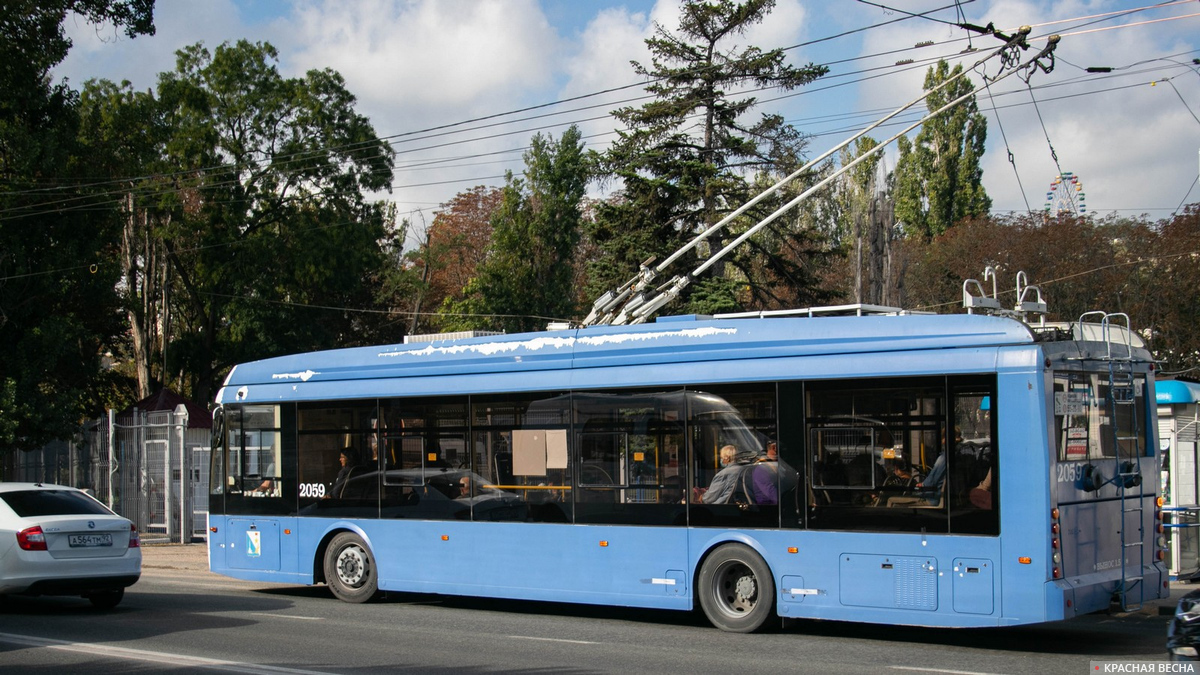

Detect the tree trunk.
[{"left": 122, "top": 191, "right": 153, "bottom": 399}]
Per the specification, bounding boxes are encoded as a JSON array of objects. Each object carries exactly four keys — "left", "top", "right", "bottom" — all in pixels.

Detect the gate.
[{"left": 7, "top": 403, "right": 209, "bottom": 543}]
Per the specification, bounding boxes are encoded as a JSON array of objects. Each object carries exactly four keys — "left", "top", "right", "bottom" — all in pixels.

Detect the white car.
[{"left": 0, "top": 482, "right": 141, "bottom": 608}]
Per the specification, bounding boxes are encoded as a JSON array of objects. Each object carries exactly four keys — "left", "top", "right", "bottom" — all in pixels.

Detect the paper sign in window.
[
  {"left": 513, "top": 430, "right": 547, "bottom": 476},
  {"left": 546, "top": 430, "right": 568, "bottom": 470}
]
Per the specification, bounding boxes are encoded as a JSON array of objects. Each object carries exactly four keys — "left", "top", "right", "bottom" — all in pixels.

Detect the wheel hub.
[
  {"left": 734, "top": 574, "right": 757, "bottom": 602},
  {"left": 716, "top": 562, "right": 759, "bottom": 615},
  {"left": 337, "top": 547, "right": 365, "bottom": 586}
]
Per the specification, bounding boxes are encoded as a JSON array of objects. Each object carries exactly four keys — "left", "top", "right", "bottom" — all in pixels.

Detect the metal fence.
[
  {"left": 7, "top": 405, "right": 209, "bottom": 543},
  {"left": 1167, "top": 505, "right": 1200, "bottom": 581}
]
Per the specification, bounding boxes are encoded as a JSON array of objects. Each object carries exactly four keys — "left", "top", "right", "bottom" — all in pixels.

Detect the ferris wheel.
[{"left": 1044, "top": 172, "right": 1087, "bottom": 217}]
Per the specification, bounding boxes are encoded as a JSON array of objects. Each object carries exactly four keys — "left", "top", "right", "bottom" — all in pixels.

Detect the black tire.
[
  {"left": 87, "top": 589, "right": 124, "bottom": 609},
  {"left": 324, "top": 532, "right": 378, "bottom": 603},
  {"left": 697, "top": 543, "right": 776, "bottom": 633}
]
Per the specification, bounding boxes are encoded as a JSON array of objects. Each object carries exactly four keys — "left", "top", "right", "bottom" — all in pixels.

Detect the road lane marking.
[
  {"left": 250, "top": 612, "right": 323, "bottom": 621},
  {"left": 0, "top": 632, "right": 336, "bottom": 674},
  {"left": 507, "top": 635, "right": 598, "bottom": 645},
  {"left": 890, "top": 667, "right": 1010, "bottom": 675}
]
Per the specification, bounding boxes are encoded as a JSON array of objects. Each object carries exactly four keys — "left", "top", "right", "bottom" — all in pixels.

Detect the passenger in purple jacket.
[{"left": 751, "top": 443, "right": 797, "bottom": 505}]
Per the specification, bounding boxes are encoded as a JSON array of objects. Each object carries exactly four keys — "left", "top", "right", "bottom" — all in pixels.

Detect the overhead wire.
[
  {"left": 3, "top": 51, "right": 1193, "bottom": 224},
  {"left": 14, "top": 7, "right": 1195, "bottom": 317},
  {"left": 4, "top": 3, "right": 1196, "bottom": 222},
  {"left": 1, "top": 1, "right": 974, "bottom": 205},
  {"left": 2, "top": 1, "right": 1197, "bottom": 289}
]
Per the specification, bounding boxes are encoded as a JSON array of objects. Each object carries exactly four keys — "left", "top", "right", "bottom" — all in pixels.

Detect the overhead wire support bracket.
[
  {"left": 583, "top": 24, "right": 1056, "bottom": 327},
  {"left": 1020, "top": 34, "right": 1060, "bottom": 82}
]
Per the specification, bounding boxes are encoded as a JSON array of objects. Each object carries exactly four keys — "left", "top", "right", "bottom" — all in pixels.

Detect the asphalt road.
[{"left": 0, "top": 544, "right": 1187, "bottom": 674}]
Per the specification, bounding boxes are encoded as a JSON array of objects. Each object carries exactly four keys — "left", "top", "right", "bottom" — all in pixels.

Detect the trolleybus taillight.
[
  {"left": 1050, "top": 508, "right": 1062, "bottom": 579},
  {"left": 1156, "top": 501, "right": 1166, "bottom": 561}
]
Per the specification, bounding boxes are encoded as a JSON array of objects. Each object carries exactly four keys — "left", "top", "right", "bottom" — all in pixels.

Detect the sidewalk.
[{"left": 141, "top": 543, "right": 211, "bottom": 573}]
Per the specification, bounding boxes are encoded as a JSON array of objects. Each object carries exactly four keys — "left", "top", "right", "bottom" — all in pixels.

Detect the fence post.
[
  {"left": 175, "top": 403, "right": 189, "bottom": 543},
  {"left": 138, "top": 408, "right": 149, "bottom": 535},
  {"left": 163, "top": 409, "right": 174, "bottom": 543},
  {"left": 107, "top": 409, "right": 117, "bottom": 510}
]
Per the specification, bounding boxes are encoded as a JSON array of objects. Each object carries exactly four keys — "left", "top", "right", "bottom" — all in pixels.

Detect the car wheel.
[
  {"left": 324, "top": 532, "right": 378, "bottom": 603},
  {"left": 87, "top": 589, "right": 124, "bottom": 609},
  {"left": 697, "top": 543, "right": 775, "bottom": 633}
]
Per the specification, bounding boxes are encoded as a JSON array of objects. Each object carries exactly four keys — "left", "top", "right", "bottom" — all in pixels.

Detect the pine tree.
[{"left": 589, "top": 0, "right": 827, "bottom": 314}]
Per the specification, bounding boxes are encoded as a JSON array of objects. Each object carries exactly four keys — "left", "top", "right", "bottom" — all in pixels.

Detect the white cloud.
[
  {"left": 281, "top": 0, "right": 559, "bottom": 125},
  {"left": 44, "top": 0, "right": 1200, "bottom": 220},
  {"left": 742, "top": 0, "right": 807, "bottom": 55},
  {"left": 56, "top": 0, "right": 245, "bottom": 90},
  {"left": 848, "top": 0, "right": 1200, "bottom": 217},
  {"left": 562, "top": 5, "right": 651, "bottom": 99}
]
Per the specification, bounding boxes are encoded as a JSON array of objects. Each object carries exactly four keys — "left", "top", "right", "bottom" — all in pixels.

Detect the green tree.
[
  {"left": 405, "top": 186, "right": 502, "bottom": 334},
  {"left": 893, "top": 60, "right": 991, "bottom": 240},
  {"left": 589, "top": 0, "right": 827, "bottom": 316},
  {"left": 901, "top": 212, "right": 1158, "bottom": 327},
  {"left": 154, "top": 40, "right": 396, "bottom": 403},
  {"left": 1130, "top": 206, "right": 1200, "bottom": 374},
  {"left": 78, "top": 79, "right": 171, "bottom": 401},
  {"left": 0, "top": 1, "right": 156, "bottom": 453},
  {"left": 442, "top": 127, "right": 587, "bottom": 333}
]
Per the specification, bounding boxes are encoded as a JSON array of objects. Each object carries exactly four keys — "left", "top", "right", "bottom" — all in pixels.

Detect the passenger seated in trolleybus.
[{"left": 694, "top": 445, "right": 748, "bottom": 504}]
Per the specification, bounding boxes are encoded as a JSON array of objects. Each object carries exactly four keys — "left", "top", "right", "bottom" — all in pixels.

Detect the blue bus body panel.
[
  {"left": 210, "top": 513, "right": 1031, "bottom": 626},
  {"left": 365, "top": 521, "right": 691, "bottom": 609}
]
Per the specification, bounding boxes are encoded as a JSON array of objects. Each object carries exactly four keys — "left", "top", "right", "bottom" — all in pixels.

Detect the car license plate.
[{"left": 68, "top": 533, "right": 113, "bottom": 548}]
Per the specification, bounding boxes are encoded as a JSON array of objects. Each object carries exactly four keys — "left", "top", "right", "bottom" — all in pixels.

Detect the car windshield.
[{"left": 0, "top": 489, "right": 113, "bottom": 517}]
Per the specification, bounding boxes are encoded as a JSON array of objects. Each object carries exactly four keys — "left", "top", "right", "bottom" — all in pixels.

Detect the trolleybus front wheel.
[
  {"left": 697, "top": 543, "right": 776, "bottom": 633},
  {"left": 324, "top": 532, "right": 378, "bottom": 603}
]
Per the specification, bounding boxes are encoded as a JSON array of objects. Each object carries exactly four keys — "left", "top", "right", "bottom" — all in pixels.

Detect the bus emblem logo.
[{"left": 247, "top": 530, "right": 261, "bottom": 557}]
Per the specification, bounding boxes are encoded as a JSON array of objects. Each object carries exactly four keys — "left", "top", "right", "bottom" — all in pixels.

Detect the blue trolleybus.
[{"left": 207, "top": 308, "right": 1167, "bottom": 631}]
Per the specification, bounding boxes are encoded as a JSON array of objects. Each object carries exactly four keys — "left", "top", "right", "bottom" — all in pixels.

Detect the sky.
[{"left": 53, "top": 0, "right": 1200, "bottom": 240}]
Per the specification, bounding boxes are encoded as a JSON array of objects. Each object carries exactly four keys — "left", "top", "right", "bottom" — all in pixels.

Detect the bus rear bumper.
[{"left": 1051, "top": 563, "right": 1169, "bottom": 618}]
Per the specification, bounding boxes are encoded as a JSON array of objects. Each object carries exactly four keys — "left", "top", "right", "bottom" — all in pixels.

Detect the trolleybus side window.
[
  {"left": 948, "top": 382, "right": 997, "bottom": 535},
  {"left": 226, "top": 404, "right": 283, "bottom": 498},
  {"left": 574, "top": 390, "right": 686, "bottom": 525},
  {"left": 376, "top": 397, "right": 475, "bottom": 520},
  {"left": 470, "top": 393, "right": 571, "bottom": 523},
  {"left": 804, "top": 375, "right": 998, "bottom": 535},
  {"left": 296, "top": 402, "right": 379, "bottom": 517},
  {"left": 687, "top": 384, "right": 782, "bottom": 529}
]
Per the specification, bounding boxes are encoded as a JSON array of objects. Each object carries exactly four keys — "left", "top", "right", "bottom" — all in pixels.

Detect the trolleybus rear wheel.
[
  {"left": 324, "top": 532, "right": 378, "bottom": 603},
  {"left": 697, "top": 543, "right": 775, "bottom": 632}
]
